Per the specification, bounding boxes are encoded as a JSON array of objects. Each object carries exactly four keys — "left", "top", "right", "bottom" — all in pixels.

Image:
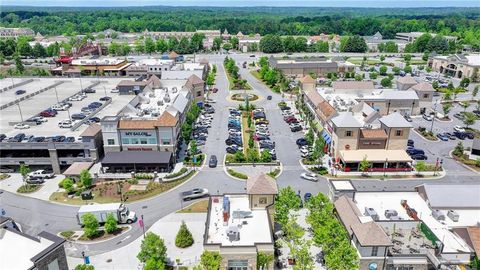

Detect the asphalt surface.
[{"left": 1, "top": 53, "right": 478, "bottom": 257}]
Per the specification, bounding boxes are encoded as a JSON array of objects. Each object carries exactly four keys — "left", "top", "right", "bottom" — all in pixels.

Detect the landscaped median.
[
  {"left": 224, "top": 56, "right": 251, "bottom": 90},
  {"left": 226, "top": 168, "right": 248, "bottom": 180},
  {"left": 414, "top": 126, "right": 438, "bottom": 141},
  {"left": 50, "top": 169, "right": 196, "bottom": 205}
]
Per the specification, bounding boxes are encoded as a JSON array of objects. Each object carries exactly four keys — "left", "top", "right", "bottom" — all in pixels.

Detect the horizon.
[{"left": 2, "top": 0, "right": 480, "bottom": 8}]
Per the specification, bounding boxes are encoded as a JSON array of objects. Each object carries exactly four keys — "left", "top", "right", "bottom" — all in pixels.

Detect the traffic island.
[
  {"left": 49, "top": 170, "right": 196, "bottom": 205},
  {"left": 17, "top": 184, "right": 42, "bottom": 193},
  {"left": 230, "top": 93, "right": 259, "bottom": 102},
  {"left": 414, "top": 127, "right": 438, "bottom": 141},
  {"left": 58, "top": 226, "right": 130, "bottom": 244}
]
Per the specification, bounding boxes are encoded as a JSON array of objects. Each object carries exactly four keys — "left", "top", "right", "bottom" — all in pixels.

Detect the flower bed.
[
  {"left": 164, "top": 168, "right": 188, "bottom": 179},
  {"left": 17, "top": 184, "right": 42, "bottom": 193},
  {"left": 227, "top": 169, "right": 248, "bottom": 180}
]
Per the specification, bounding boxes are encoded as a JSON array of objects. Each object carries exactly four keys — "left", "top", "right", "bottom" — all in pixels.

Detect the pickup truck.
[
  {"left": 28, "top": 170, "right": 55, "bottom": 179},
  {"left": 181, "top": 188, "right": 209, "bottom": 201}
]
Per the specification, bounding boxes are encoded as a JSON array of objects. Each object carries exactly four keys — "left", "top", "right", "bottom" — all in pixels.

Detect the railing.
[
  {"left": 0, "top": 81, "right": 66, "bottom": 110},
  {"left": 0, "top": 79, "right": 34, "bottom": 93}
]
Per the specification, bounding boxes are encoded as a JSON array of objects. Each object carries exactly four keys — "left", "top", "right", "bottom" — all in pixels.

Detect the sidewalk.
[
  {"left": 0, "top": 173, "right": 63, "bottom": 200},
  {"left": 67, "top": 213, "right": 206, "bottom": 269}
]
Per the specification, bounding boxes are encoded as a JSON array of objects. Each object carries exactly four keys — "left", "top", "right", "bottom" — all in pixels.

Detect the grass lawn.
[
  {"left": 241, "top": 112, "right": 251, "bottom": 154},
  {"left": 50, "top": 171, "right": 195, "bottom": 205},
  {"left": 177, "top": 199, "right": 209, "bottom": 213},
  {"left": 402, "top": 59, "right": 427, "bottom": 65},
  {"left": 225, "top": 67, "right": 252, "bottom": 90},
  {"left": 250, "top": 70, "right": 262, "bottom": 81}
]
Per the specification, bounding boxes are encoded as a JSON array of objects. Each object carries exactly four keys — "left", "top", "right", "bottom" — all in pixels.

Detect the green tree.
[
  {"left": 145, "top": 38, "right": 156, "bottom": 54},
  {"left": 461, "top": 101, "right": 470, "bottom": 112},
  {"left": 282, "top": 36, "right": 296, "bottom": 52},
  {"left": 382, "top": 41, "right": 398, "bottom": 53},
  {"left": 324, "top": 239, "right": 359, "bottom": 270},
  {"left": 453, "top": 142, "right": 465, "bottom": 157},
  {"left": 341, "top": 35, "right": 367, "bottom": 53},
  {"left": 189, "top": 140, "right": 198, "bottom": 156},
  {"left": 442, "top": 103, "right": 452, "bottom": 117},
  {"left": 234, "top": 151, "right": 245, "bottom": 162},
  {"left": 121, "top": 43, "right": 131, "bottom": 56},
  {"left": 212, "top": 37, "right": 222, "bottom": 51},
  {"left": 108, "top": 42, "right": 120, "bottom": 55},
  {"left": 82, "top": 213, "right": 99, "bottom": 238},
  {"left": 168, "top": 37, "right": 179, "bottom": 51},
  {"left": 315, "top": 41, "right": 329, "bottom": 52},
  {"left": 260, "top": 149, "right": 272, "bottom": 162},
  {"left": 403, "top": 54, "right": 412, "bottom": 62},
  {"left": 380, "top": 55, "right": 385, "bottom": 62},
  {"left": 275, "top": 187, "right": 301, "bottom": 226},
  {"left": 32, "top": 43, "right": 46, "bottom": 58},
  {"left": 134, "top": 39, "right": 144, "bottom": 53},
  {"left": 200, "top": 250, "right": 222, "bottom": 270},
  {"left": 473, "top": 85, "right": 479, "bottom": 98},
  {"left": 259, "top": 34, "right": 283, "bottom": 53},
  {"left": 305, "top": 128, "right": 314, "bottom": 146},
  {"left": 379, "top": 65, "right": 387, "bottom": 75},
  {"left": 80, "top": 169, "right": 93, "bottom": 188},
  {"left": 284, "top": 214, "right": 305, "bottom": 240},
  {"left": 137, "top": 232, "right": 167, "bottom": 267},
  {"left": 427, "top": 35, "right": 448, "bottom": 53},
  {"left": 359, "top": 156, "right": 371, "bottom": 175},
  {"left": 459, "top": 78, "right": 470, "bottom": 88},
  {"left": 104, "top": 213, "right": 118, "bottom": 234},
  {"left": 295, "top": 36, "right": 308, "bottom": 52},
  {"left": 432, "top": 80, "right": 439, "bottom": 89},
  {"left": 19, "top": 164, "right": 30, "bottom": 184},
  {"left": 415, "top": 161, "right": 426, "bottom": 175},
  {"left": 14, "top": 54, "right": 24, "bottom": 74},
  {"left": 17, "top": 37, "right": 32, "bottom": 57},
  {"left": 230, "top": 36, "right": 239, "bottom": 50},
  {"left": 422, "top": 51, "right": 430, "bottom": 61},
  {"left": 288, "top": 239, "right": 314, "bottom": 270},
  {"left": 463, "top": 112, "right": 477, "bottom": 128},
  {"left": 392, "top": 66, "right": 401, "bottom": 75},
  {"left": 369, "top": 72, "right": 378, "bottom": 79},
  {"left": 156, "top": 39, "right": 168, "bottom": 53},
  {"left": 415, "top": 33, "right": 432, "bottom": 52},
  {"left": 144, "top": 258, "right": 165, "bottom": 270},
  {"left": 257, "top": 252, "right": 274, "bottom": 270},
  {"left": 404, "top": 65, "right": 412, "bottom": 74},
  {"left": 381, "top": 77, "right": 392, "bottom": 88},
  {"left": 222, "top": 42, "right": 232, "bottom": 52},
  {"left": 175, "top": 221, "right": 194, "bottom": 248}
]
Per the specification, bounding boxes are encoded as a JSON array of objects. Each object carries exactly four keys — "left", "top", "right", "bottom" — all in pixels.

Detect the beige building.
[
  {"left": 0, "top": 27, "right": 34, "bottom": 38},
  {"left": 429, "top": 54, "right": 480, "bottom": 79},
  {"left": 269, "top": 56, "right": 354, "bottom": 78},
  {"left": 203, "top": 174, "right": 277, "bottom": 270}
]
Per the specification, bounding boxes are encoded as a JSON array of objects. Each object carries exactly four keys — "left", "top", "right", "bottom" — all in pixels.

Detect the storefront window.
[
  {"left": 140, "top": 138, "right": 148, "bottom": 144},
  {"left": 148, "top": 138, "right": 157, "bottom": 144},
  {"left": 131, "top": 138, "right": 139, "bottom": 144}
]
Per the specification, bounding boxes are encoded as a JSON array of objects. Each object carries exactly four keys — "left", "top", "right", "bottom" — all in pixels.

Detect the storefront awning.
[
  {"left": 101, "top": 151, "right": 172, "bottom": 165},
  {"left": 322, "top": 130, "right": 332, "bottom": 144},
  {"left": 339, "top": 150, "right": 412, "bottom": 163}
]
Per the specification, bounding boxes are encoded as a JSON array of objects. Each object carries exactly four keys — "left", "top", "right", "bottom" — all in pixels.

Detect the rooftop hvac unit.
[
  {"left": 447, "top": 210, "right": 459, "bottom": 222},
  {"left": 232, "top": 210, "right": 252, "bottom": 219},
  {"left": 157, "top": 100, "right": 164, "bottom": 106},
  {"left": 432, "top": 210, "right": 446, "bottom": 221},
  {"left": 364, "top": 207, "right": 379, "bottom": 221},
  {"left": 226, "top": 226, "right": 240, "bottom": 242},
  {"left": 384, "top": 209, "right": 398, "bottom": 219},
  {"left": 164, "top": 94, "right": 171, "bottom": 103}
]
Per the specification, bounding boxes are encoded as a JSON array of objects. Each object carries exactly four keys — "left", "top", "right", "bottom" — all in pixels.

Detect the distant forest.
[{"left": 1, "top": 6, "right": 479, "bottom": 44}]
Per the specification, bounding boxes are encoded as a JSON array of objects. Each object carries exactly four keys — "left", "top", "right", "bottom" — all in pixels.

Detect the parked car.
[
  {"left": 406, "top": 148, "right": 425, "bottom": 156},
  {"left": 226, "top": 145, "right": 243, "bottom": 154},
  {"left": 14, "top": 123, "right": 30, "bottom": 129},
  {"left": 40, "top": 110, "right": 57, "bottom": 117},
  {"left": 51, "top": 104, "right": 68, "bottom": 111},
  {"left": 465, "top": 132, "right": 475, "bottom": 139},
  {"left": 403, "top": 115, "right": 412, "bottom": 122},
  {"left": 26, "top": 178, "right": 45, "bottom": 184},
  {"left": 453, "top": 125, "right": 466, "bottom": 133},
  {"left": 71, "top": 113, "right": 87, "bottom": 120},
  {"left": 31, "top": 116, "right": 47, "bottom": 123},
  {"left": 65, "top": 137, "right": 76, "bottom": 142},
  {"left": 83, "top": 88, "right": 96, "bottom": 93},
  {"left": 15, "top": 89, "right": 26, "bottom": 95},
  {"left": 407, "top": 139, "right": 414, "bottom": 147},
  {"left": 411, "top": 154, "right": 428, "bottom": 160},
  {"left": 422, "top": 113, "right": 433, "bottom": 121},
  {"left": 110, "top": 88, "right": 119, "bottom": 93},
  {"left": 445, "top": 132, "right": 457, "bottom": 140},
  {"left": 212, "top": 88, "right": 218, "bottom": 93},
  {"left": 453, "top": 131, "right": 466, "bottom": 140},
  {"left": 0, "top": 134, "right": 6, "bottom": 142},
  {"left": 304, "top": 193, "right": 312, "bottom": 202},
  {"left": 28, "top": 169, "right": 55, "bottom": 179},
  {"left": 59, "top": 120, "right": 73, "bottom": 128},
  {"left": 301, "top": 173, "right": 318, "bottom": 182},
  {"left": 99, "top": 96, "right": 111, "bottom": 101},
  {"left": 436, "top": 133, "right": 449, "bottom": 141},
  {"left": 296, "top": 138, "right": 308, "bottom": 147},
  {"left": 267, "top": 95, "right": 272, "bottom": 100},
  {"left": 181, "top": 188, "right": 209, "bottom": 201},
  {"left": 255, "top": 120, "right": 269, "bottom": 125},
  {"left": 209, "top": 155, "right": 218, "bottom": 168}
]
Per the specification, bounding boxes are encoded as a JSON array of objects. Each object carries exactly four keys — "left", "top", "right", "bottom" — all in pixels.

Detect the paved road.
[{"left": 1, "top": 53, "right": 477, "bottom": 257}]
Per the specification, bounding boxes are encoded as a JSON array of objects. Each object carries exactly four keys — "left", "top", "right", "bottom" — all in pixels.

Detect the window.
[
  {"left": 371, "top": 246, "right": 379, "bottom": 256},
  {"left": 122, "top": 138, "right": 129, "bottom": 144},
  {"left": 345, "top": 131, "right": 352, "bottom": 137},
  {"left": 228, "top": 260, "right": 248, "bottom": 270},
  {"left": 196, "top": 91, "right": 202, "bottom": 97},
  {"left": 395, "top": 130, "right": 403, "bottom": 136},
  {"left": 162, "top": 139, "right": 170, "bottom": 145},
  {"left": 423, "top": 94, "right": 429, "bottom": 98},
  {"left": 47, "top": 259, "right": 60, "bottom": 270},
  {"left": 107, "top": 139, "right": 115, "bottom": 145},
  {"left": 148, "top": 138, "right": 157, "bottom": 144},
  {"left": 140, "top": 138, "right": 148, "bottom": 144},
  {"left": 259, "top": 197, "right": 267, "bottom": 204},
  {"left": 130, "top": 138, "right": 139, "bottom": 144}
]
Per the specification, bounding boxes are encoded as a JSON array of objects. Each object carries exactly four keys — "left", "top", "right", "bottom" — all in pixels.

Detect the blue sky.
[{"left": 2, "top": 0, "right": 480, "bottom": 7}]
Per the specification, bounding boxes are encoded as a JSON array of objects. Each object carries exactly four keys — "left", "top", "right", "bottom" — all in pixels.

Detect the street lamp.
[
  {"left": 16, "top": 103, "right": 24, "bottom": 122},
  {"left": 430, "top": 101, "right": 438, "bottom": 133},
  {"left": 54, "top": 85, "right": 60, "bottom": 103}
]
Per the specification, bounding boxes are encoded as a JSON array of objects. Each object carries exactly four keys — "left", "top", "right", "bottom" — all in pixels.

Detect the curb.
[
  {"left": 448, "top": 150, "right": 480, "bottom": 175},
  {"left": 222, "top": 155, "right": 247, "bottom": 182},
  {"left": 64, "top": 225, "right": 133, "bottom": 245},
  {"left": 411, "top": 129, "right": 438, "bottom": 143}
]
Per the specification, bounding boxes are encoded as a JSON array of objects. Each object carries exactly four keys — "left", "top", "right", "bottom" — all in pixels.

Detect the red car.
[
  {"left": 286, "top": 117, "right": 299, "bottom": 124},
  {"left": 40, "top": 111, "right": 56, "bottom": 117},
  {"left": 212, "top": 88, "right": 218, "bottom": 93},
  {"left": 284, "top": 116, "right": 297, "bottom": 122}
]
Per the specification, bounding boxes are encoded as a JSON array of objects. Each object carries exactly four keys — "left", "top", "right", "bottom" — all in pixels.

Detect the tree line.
[{"left": 1, "top": 7, "right": 479, "bottom": 48}]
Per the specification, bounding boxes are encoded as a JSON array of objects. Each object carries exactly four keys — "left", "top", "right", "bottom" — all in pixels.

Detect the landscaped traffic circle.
[{"left": 230, "top": 93, "right": 259, "bottom": 102}]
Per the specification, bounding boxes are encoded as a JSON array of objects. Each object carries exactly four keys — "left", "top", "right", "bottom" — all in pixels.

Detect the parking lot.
[{"left": 0, "top": 77, "right": 133, "bottom": 138}]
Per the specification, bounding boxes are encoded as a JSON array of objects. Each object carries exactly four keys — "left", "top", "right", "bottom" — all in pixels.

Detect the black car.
[
  {"left": 65, "top": 137, "right": 75, "bottom": 142},
  {"left": 259, "top": 142, "right": 275, "bottom": 149},
  {"left": 71, "top": 113, "right": 86, "bottom": 120},
  {"left": 13, "top": 133, "right": 26, "bottom": 142},
  {"left": 290, "top": 126, "right": 302, "bottom": 132},
  {"left": 465, "top": 132, "right": 475, "bottom": 139},
  {"left": 411, "top": 154, "right": 428, "bottom": 160},
  {"left": 194, "top": 134, "right": 207, "bottom": 141},
  {"left": 226, "top": 146, "right": 242, "bottom": 154},
  {"left": 34, "top": 136, "right": 45, "bottom": 142},
  {"left": 26, "top": 178, "right": 45, "bottom": 184},
  {"left": 407, "top": 139, "right": 414, "bottom": 147},
  {"left": 89, "top": 117, "right": 101, "bottom": 123},
  {"left": 209, "top": 155, "right": 218, "bottom": 168},
  {"left": 99, "top": 96, "right": 111, "bottom": 101},
  {"left": 0, "top": 134, "right": 6, "bottom": 142},
  {"left": 225, "top": 138, "right": 242, "bottom": 146},
  {"left": 52, "top": 135, "right": 66, "bottom": 142},
  {"left": 15, "top": 89, "right": 26, "bottom": 95},
  {"left": 280, "top": 106, "right": 291, "bottom": 111},
  {"left": 453, "top": 131, "right": 466, "bottom": 140},
  {"left": 267, "top": 95, "right": 272, "bottom": 100},
  {"left": 296, "top": 138, "right": 308, "bottom": 147},
  {"left": 406, "top": 148, "right": 425, "bottom": 156},
  {"left": 83, "top": 88, "right": 96, "bottom": 93}
]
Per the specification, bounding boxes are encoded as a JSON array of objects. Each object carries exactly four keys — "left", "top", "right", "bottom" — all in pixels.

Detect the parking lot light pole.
[
  {"left": 16, "top": 103, "right": 24, "bottom": 122},
  {"left": 54, "top": 85, "right": 60, "bottom": 103},
  {"left": 430, "top": 101, "right": 438, "bottom": 133}
]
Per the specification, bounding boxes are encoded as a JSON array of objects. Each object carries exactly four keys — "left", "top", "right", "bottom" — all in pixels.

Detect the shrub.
[
  {"left": 63, "top": 178, "right": 74, "bottom": 193},
  {"left": 227, "top": 169, "right": 248, "bottom": 179},
  {"left": 74, "top": 265, "right": 95, "bottom": 270},
  {"left": 165, "top": 168, "right": 188, "bottom": 179},
  {"left": 127, "top": 178, "right": 139, "bottom": 185},
  {"left": 175, "top": 221, "right": 194, "bottom": 248},
  {"left": 60, "top": 231, "right": 75, "bottom": 239},
  {"left": 17, "top": 184, "right": 41, "bottom": 193},
  {"left": 104, "top": 213, "right": 118, "bottom": 234}
]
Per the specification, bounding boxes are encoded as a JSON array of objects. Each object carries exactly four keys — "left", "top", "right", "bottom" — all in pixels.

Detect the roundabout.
[{"left": 230, "top": 92, "right": 260, "bottom": 102}]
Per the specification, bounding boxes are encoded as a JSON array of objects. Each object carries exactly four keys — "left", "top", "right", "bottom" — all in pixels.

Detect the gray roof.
[
  {"left": 419, "top": 184, "right": 480, "bottom": 209},
  {"left": 331, "top": 112, "right": 363, "bottom": 128},
  {"left": 383, "top": 90, "right": 419, "bottom": 100},
  {"left": 172, "top": 93, "right": 189, "bottom": 113},
  {"left": 379, "top": 112, "right": 412, "bottom": 128},
  {"left": 161, "top": 70, "right": 203, "bottom": 80},
  {"left": 102, "top": 151, "right": 172, "bottom": 165}
]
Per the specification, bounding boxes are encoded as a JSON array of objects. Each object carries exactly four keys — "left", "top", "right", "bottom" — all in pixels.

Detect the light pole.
[
  {"left": 54, "top": 85, "right": 60, "bottom": 103},
  {"left": 430, "top": 101, "right": 438, "bottom": 133},
  {"left": 16, "top": 103, "right": 24, "bottom": 122},
  {"left": 103, "top": 86, "right": 108, "bottom": 97}
]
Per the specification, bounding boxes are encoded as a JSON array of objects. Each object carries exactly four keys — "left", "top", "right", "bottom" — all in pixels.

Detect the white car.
[
  {"left": 59, "top": 121, "right": 73, "bottom": 128},
  {"left": 205, "top": 99, "right": 216, "bottom": 104},
  {"left": 110, "top": 88, "right": 119, "bottom": 93},
  {"left": 14, "top": 123, "right": 30, "bottom": 129},
  {"left": 28, "top": 169, "right": 55, "bottom": 179},
  {"left": 31, "top": 116, "right": 47, "bottom": 122},
  {"left": 51, "top": 104, "right": 68, "bottom": 111},
  {"left": 422, "top": 113, "right": 433, "bottom": 121},
  {"left": 301, "top": 172, "right": 318, "bottom": 182},
  {"left": 69, "top": 96, "right": 83, "bottom": 101},
  {"left": 453, "top": 125, "right": 466, "bottom": 133}
]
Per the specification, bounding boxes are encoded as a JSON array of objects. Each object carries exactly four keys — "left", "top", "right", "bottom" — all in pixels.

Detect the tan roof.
[
  {"left": 117, "top": 80, "right": 147, "bottom": 87},
  {"left": 332, "top": 81, "right": 374, "bottom": 90},
  {"left": 305, "top": 90, "right": 337, "bottom": 122},
  {"left": 185, "top": 74, "right": 204, "bottom": 89},
  {"left": 157, "top": 111, "right": 178, "bottom": 127},
  {"left": 351, "top": 222, "right": 393, "bottom": 246},
  {"left": 360, "top": 129, "right": 388, "bottom": 139},
  {"left": 63, "top": 162, "right": 93, "bottom": 176},
  {"left": 467, "top": 227, "right": 480, "bottom": 256},
  {"left": 334, "top": 196, "right": 362, "bottom": 235},
  {"left": 118, "top": 111, "right": 178, "bottom": 129},
  {"left": 339, "top": 149, "right": 412, "bottom": 163},
  {"left": 411, "top": 82, "right": 435, "bottom": 92},
  {"left": 80, "top": 123, "right": 101, "bottom": 137},
  {"left": 199, "top": 58, "right": 209, "bottom": 65},
  {"left": 396, "top": 75, "right": 417, "bottom": 85},
  {"left": 147, "top": 74, "right": 162, "bottom": 89},
  {"left": 300, "top": 75, "right": 316, "bottom": 84},
  {"left": 305, "top": 89, "right": 324, "bottom": 105},
  {"left": 246, "top": 174, "right": 278, "bottom": 195}
]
